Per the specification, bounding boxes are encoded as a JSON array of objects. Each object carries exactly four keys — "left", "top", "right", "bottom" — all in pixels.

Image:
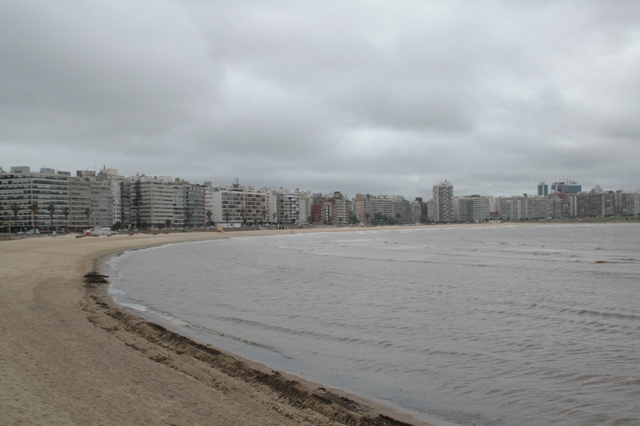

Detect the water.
[{"left": 107, "top": 224, "right": 640, "bottom": 426}]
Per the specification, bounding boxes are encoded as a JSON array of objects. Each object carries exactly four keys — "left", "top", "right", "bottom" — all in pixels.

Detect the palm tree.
[
  {"left": 240, "top": 208, "right": 246, "bottom": 226},
  {"left": 272, "top": 212, "right": 277, "bottom": 225},
  {"left": 165, "top": 219, "right": 172, "bottom": 229},
  {"left": 185, "top": 211, "right": 193, "bottom": 229},
  {"left": 11, "top": 202, "right": 20, "bottom": 233},
  {"left": 29, "top": 202, "right": 40, "bottom": 232},
  {"left": 284, "top": 214, "right": 289, "bottom": 228},
  {"left": 47, "top": 204, "right": 56, "bottom": 232},
  {"left": 395, "top": 213, "right": 402, "bottom": 225},
  {"left": 84, "top": 208, "right": 92, "bottom": 229},
  {"left": 206, "top": 210, "right": 212, "bottom": 227},
  {"left": 224, "top": 210, "right": 230, "bottom": 228},
  {"left": 62, "top": 207, "right": 70, "bottom": 232},
  {"left": 364, "top": 213, "right": 370, "bottom": 225}
]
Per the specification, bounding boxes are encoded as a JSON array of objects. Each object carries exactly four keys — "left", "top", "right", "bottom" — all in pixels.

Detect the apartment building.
[
  {"left": 569, "top": 190, "right": 615, "bottom": 218},
  {"left": 432, "top": 180, "right": 454, "bottom": 223},
  {"left": 97, "top": 167, "right": 129, "bottom": 226},
  {"left": 311, "top": 192, "right": 350, "bottom": 225},
  {"left": 0, "top": 166, "right": 70, "bottom": 232},
  {"left": 205, "top": 183, "right": 266, "bottom": 227},
  {"left": 295, "top": 190, "right": 312, "bottom": 225},
  {"left": 455, "top": 195, "right": 490, "bottom": 223},
  {"left": 135, "top": 176, "right": 175, "bottom": 228},
  {"left": 185, "top": 183, "right": 206, "bottom": 227},
  {"left": 276, "top": 191, "right": 300, "bottom": 225},
  {"left": 353, "top": 193, "right": 413, "bottom": 225},
  {"left": 496, "top": 195, "right": 562, "bottom": 221}
]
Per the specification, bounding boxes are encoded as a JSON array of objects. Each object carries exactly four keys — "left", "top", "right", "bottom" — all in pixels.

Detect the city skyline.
[
  {"left": 2, "top": 2, "right": 640, "bottom": 198},
  {"left": 0, "top": 163, "right": 636, "bottom": 201},
  {"left": 2, "top": 164, "right": 638, "bottom": 234},
  {"left": 2, "top": 163, "right": 636, "bottom": 201}
]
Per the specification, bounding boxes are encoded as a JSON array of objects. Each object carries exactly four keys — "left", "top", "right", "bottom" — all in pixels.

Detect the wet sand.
[{"left": 0, "top": 228, "right": 437, "bottom": 426}]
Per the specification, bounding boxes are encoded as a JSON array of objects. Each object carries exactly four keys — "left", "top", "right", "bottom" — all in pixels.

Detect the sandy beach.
[{"left": 0, "top": 228, "right": 435, "bottom": 426}]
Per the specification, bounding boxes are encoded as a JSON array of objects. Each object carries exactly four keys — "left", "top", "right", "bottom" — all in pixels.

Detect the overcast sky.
[{"left": 1, "top": 1, "right": 639, "bottom": 199}]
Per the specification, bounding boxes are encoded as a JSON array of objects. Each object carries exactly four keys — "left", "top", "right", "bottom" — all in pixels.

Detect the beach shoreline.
[{"left": 1, "top": 226, "right": 448, "bottom": 426}]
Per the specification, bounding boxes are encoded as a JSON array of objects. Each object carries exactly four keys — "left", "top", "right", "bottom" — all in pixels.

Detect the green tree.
[
  {"left": 165, "top": 219, "right": 172, "bottom": 229},
  {"left": 374, "top": 212, "right": 386, "bottom": 225},
  {"left": 84, "top": 208, "right": 91, "bottom": 229},
  {"left": 29, "top": 202, "right": 40, "bottom": 232},
  {"left": 224, "top": 210, "right": 230, "bottom": 227},
  {"left": 47, "top": 203, "right": 56, "bottom": 232},
  {"left": 206, "top": 210, "right": 212, "bottom": 227},
  {"left": 395, "top": 213, "right": 402, "bottom": 225},
  {"left": 185, "top": 211, "right": 193, "bottom": 229},
  {"left": 349, "top": 211, "right": 359, "bottom": 225},
  {"left": 364, "top": 213, "right": 370, "bottom": 225},
  {"left": 11, "top": 202, "right": 20, "bottom": 233},
  {"left": 112, "top": 221, "right": 122, "bottom": 231},
  {"left": 62, "top": 207, "right": 70, "bottom": 231},
  {"left": 132, "top": 179, "right": 142, "bottom": 228},
  {"left": 240, "top": 208, "right": 246, "bottom": 225}
]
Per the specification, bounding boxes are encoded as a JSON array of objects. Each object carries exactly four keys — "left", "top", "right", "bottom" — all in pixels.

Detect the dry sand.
[{"left": 0, "top": 228, "right": 438, "bottom": 426}]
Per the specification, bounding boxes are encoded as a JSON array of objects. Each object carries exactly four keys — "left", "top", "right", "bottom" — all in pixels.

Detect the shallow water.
[{"left": 108, "top": 224, "right": 640, "bottom": 425}]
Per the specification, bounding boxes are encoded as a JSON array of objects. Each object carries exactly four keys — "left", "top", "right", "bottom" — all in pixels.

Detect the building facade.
[
  {"left": 432, "top": 180, "right": 454, "bottom": 223},
  {"left": 0, "top": 166, "right": 70, "bottom": 232},
  {"left": 205, "top": 183, "right": 266, "bottom": 227}
]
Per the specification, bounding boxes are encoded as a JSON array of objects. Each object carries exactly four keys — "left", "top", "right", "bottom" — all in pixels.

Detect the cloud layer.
[{"left": 2, "top": 0, "right": 639, "bottom": 198}]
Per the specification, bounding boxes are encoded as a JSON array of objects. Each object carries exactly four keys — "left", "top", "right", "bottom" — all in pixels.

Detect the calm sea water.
[{"left": 107, "top": 224, "right": 640, "bottom": 426}]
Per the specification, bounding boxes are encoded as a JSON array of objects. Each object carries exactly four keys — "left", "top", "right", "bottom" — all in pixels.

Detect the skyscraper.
[
  {"left": 433, "top": 180, "right": 454, "bottom": 223},
  {"left": 551, "top": 180, "right": 582, "bottom": 195},
  {"left": 537, "top": 182, "right": 549, "bottom": 196}
]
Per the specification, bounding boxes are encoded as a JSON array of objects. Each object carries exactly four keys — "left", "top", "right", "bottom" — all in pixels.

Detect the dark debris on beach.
[{"left": 84, "top": 271, "right": 109, "bottom": 286}]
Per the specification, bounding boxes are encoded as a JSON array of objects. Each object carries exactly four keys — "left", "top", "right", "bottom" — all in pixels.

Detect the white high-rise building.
[
  {"left": 455, "top": 195, "right": 490, "bottom": 223},
  {"left": 295, "top": 190, "right": 312, "bottom": 225},
  {"left": 0, "top": 166, "right": 70, "bottom": 232},
  {"left": 433, "top": 180, "right": 454, "bottom": 223},
  {"left": 97, "top": 167, "right": 127, "bottom": 226},
  {"left": 205, "top": 182, "right": 266, "bottom": 227}
]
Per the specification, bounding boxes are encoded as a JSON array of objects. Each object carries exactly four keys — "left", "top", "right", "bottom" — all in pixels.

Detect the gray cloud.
[{"left": 2, "top": 0, "right": 639, "bottom": 198}]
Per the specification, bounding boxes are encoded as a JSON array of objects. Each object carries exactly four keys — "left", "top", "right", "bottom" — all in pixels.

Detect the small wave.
[
  {"left": 107, "top": 287, "right": 126, "bottom": 296},
  {"left": 120, "top": 302, "right": 148, "bottom": 312},
  {"left": 577, "top": 309, "right": 640, "bottom": 321},
  {"left": 185, "top": 323, "right": 288, "bottom": 357}
]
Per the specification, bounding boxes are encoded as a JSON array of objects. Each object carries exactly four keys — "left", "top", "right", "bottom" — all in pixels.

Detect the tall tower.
[
  {"left": 433, "top": 180, "right": 454, "bottom": 223},
  {"left": 538, "top": 182, "right": 548, "bottom": 196}
]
